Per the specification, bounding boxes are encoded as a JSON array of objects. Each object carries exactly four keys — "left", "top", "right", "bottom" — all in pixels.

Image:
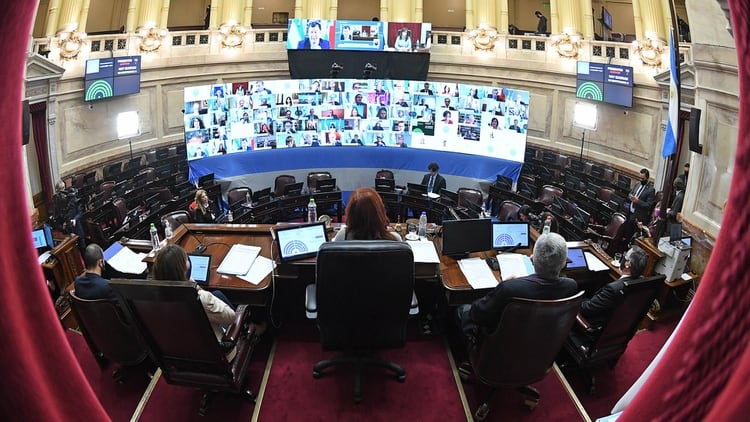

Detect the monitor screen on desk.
[
  {"left": 492, "top": 222, "right": 529, "bottom": 249},
  {"left": 283, "top": 182, "right": 304, "bottom": 196},
  {"left": 187, "top": 253, "right": 212, "bottom": 284},
  {"left": 406, "top": 182, "right": 427, "bottom": 196},
  {"left": 441, "top": 218, "right": 492, "bottom": 258},
  {"left": 274, "top": 222, "right": 328, "bottom": 261},
  {"left": 32, "top": 224, "right": 54, "bottom": 252},
  {"left": 252, "top": 187, "right": 272, "bottom": 203},
  {"left": 316, "top": 178, "right": 337, "bottom": 192},
  {"left": 566, "top": 247, "right": 588, "bottom": 270},
  {"left": 375, "top": 178, "right": 395, "bottom": 192}
]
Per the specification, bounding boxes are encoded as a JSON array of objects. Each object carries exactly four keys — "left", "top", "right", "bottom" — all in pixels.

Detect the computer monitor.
[
  {"left": 617, "top": 174, "right": 632, "bottom": 191},
  {"left": 566, "top": 247, "right": 588, "bottom": 270},
  {"left": 316, "top": 178, "right": 337, "bottom": 192},
  {"left": 282, "top": 182, "right": 304, "bottom": 196},
  {"left": 550, "top": 195, "right": 569, "bottom": 216},
  {"left": 492, "top": 222, "right": 530, "bottom": 249},
  {"left": 681, "top": 236, "right": 692, "bottom": 259},
  {"left": 274, "top": 222, "right": 328, "bottom": 262},
  {"left": 518, "top": 181, "right": 536, "bottom": 199},
  {"left": 590, "top": 165, "right": 604, "bottom": 180},
  {"left": 31, "top": 224, "right": 54, "bottom": 252},
  {"left": 495, "top": 174, "right": 513, "bottom": 191},
  {"left": 197, "top": 172, "right": 215, "bottom": 188},
  {"left": 374, "top": 178, "right": 395, "bottom": 192},
  {"left": 669, "top": 223, "right": 683, "bottom": 242},
  {"left": 569, "top": 158, "right": 584, "bottom": 173},
  {"left": 441, "top": 218, "right": 492, "bottom": 258},
  {"left": 572, "top": 207, "right": 591, "bottom": 231},
  {"left": 252, "top": 187, "right": 271, "bottom": 203},
  {"left": 564, "top": 174, "right": 581, "bottom": 192},
  {"left": 439, "top": 188, "right": 458, "bottom": 204},
  {"left": 406, "top": 182, "right": 427, "bottom": 196},
  {"left": 187, "top": 253, "right": 212, "bottom": 284}
]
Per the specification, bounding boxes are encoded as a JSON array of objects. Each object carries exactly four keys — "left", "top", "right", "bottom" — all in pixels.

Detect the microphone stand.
[{"left": 579, "top": 129, "right": 586, "bottom": 160}]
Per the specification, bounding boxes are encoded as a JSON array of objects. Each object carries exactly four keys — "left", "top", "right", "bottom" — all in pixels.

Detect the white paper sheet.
[
  {"left": 236, "top": 256, "right": 276, "bottom": 285},
  {"left": 217, "top": 244, "right": 262, "bottom": 275},
  {"left": 584, "top": 251, "right": 610, "bottom": 272},
  {"left": 108, "top": 246, "right": 148, "bottom": 274},
  {"left": 496, "top": 253, "right": 534, "bottom": 279},
  {"left": 458, "top": 257, "right": 498, "bottom": 289},
  {"left": 406, "top": 240, "right": 440, "bottom": 263}
]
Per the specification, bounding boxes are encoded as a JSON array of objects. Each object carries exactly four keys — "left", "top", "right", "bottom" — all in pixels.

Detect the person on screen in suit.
[
  {"left": 74, "top": 244, "right": 114, "bottom": 300},
  {"left": 666, "top": 177, "right": 685, "bottom": 224},
  {"left": 192, "top": 189, "right": 218, "bottom": 223},
  {"left": 508, "top": 118, "right": 522, "bottom": 133},
  {"left": 579, "top": 246, "right": 647, "bottom": 327},
  {"left": 153, "top": 244, "right": 264, "bottom": 356},
  {"left": 297, "top": 20, "right": 330, "bottom": 49},
  {"left": 421, "top": 162, "right": 447, "bottom": 194},
  {"left": 396, "top": 133, "right": 408, "bottom": 148},
  {"left": 353, "top": 94, "right": 368, "bottom": 118},
  {"left": 394, "top": 28, "right": 412, "bottom": 51},
  {"left": 334, "top": 187, "right": 401, "bottom": 241},
  {"left": 420, "top": 83, "right": 434, "bottom": 95},
  {"left": 340, "top": 25, "right": 352, "bottom": 41},
  {"left": 628, "top": 168, "right": 656, "bottom": 224},
  {"left": 456, "top": 232, "right": 578, "bottom": 357},
  {"left": 535, "top": 11, "right": 548, "bottom": 35},
  {"left": 374, "top": 134, "right": 387, "bottom": 146}
]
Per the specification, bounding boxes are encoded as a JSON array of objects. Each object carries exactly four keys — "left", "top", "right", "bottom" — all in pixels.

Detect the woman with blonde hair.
[
  {"left": 334, "top": 187, "right": 401, "bottom": 241},
  {"left": 192, "top": 189, "right": 217, "bottom": 223}
]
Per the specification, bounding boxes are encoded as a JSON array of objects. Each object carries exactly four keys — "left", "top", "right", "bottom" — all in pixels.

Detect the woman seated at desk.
[
  {"left": 191, "top": 189, "right": 218, "bottom": 223},
  {"left": 334, "top": 187, "right": 401, "bottom": 241}
]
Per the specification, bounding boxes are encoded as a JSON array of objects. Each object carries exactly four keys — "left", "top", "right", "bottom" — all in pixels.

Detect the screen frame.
[
  {"left": 491, "top": 221, "right": 530, "bottom": 250},
  {"left": 441, "top": 218, "right": 493, "bottom": 258},
  {"left": 273, "top": 222, "right": 329, "bottom": 262},
  {"left": 187, "top": 253, "right": 212, "bottom": 284},
  {"left": 566, "top": 247, "right": 588, "bottom": 270}
]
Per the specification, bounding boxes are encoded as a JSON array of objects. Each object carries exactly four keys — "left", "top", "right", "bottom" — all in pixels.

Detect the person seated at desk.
[
  {"left": 421, "top": 162, "right": 447, "bottom": 194},
  {"left": 456, "top": 233, "right": 578, "bottom": 357},
  {"left": 74, "top": 244, "right": 114, "bottom": 300},
  {"left": 191, "top": 189, "right": 218, "bottom": 223},
  {"left": 579, "top": 245, "right": 648, "bottom": 327},
  {"left": 334, "top": 187, "right": 401, "bottom": 241}
]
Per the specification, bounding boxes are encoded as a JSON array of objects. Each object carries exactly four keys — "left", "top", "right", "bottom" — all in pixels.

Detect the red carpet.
[
  {"left": 65, "top": 329, "right": 151, "bottom": 421},
  {"left": 257, "top": 322, "right": 467, "bottom": 421},
  {"left": 567, "top": 317, "right": 679, "bottom": 419}
]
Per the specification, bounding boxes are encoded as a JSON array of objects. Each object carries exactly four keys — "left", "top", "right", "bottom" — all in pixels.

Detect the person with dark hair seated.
[
  {"left": 74, "top": 244, "right": 114, "bottom": 300},
  {"left": 334, "top": 187, "right": 400, "bottom": 241},
  {"left": 421, "top": 162, "right": 447, "bottom": 194},
  {"left": 580, "top": 246, "right": 648, "bottom": 327}
]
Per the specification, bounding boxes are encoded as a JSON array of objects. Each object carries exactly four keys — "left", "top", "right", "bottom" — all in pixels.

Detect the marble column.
[
  {"left": 137, "top": 0, "right": 161, "bottom": 29},
  {"left": 554, "top": 0, "right": 582, "bottom": 34},
  {"left": 78, "top": 0, "right": 91, "bottom": 33},
  {"left": 497, "top": 0, "right": 509, "bottom": 33},
  {"left": 56, "top": 0, "right": 85, "bottom": 34},
  {"left": 472, "top": 0, "right": 497, "bottom": 28},
  {"left": 465, "top": 0, "right": 473, "bottom": 30},
  {"left": 634, "top": 0, "right": 667, "bottom": 41},
  {"left": 221, "top": 0, "right": 242, "bottom": 25},
  {"left": 46, "top": 0, "right": 61, "bottom": 37},
  {"left": 243, "top": 0, "right": 254, "bottom": 27},
  {"left": 125, "top": 0, "right": 138, "bottom": 33}
]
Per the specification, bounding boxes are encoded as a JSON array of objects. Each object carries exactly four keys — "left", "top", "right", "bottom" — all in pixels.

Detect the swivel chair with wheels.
[
  {"left": 462, "top": 291, "right": 584, "bottom": 420},
  {"left": 308, "top": 241, "right": 415, "bottom": 403}
]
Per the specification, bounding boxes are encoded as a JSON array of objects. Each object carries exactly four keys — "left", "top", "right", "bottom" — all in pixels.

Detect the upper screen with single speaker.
[{"left": 287, "top": 19, "right": 432, "bottom": 53}]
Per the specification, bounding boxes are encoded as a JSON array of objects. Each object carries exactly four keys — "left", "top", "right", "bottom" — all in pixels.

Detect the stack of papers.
[
  {"left": 217, "top": 244, "right": 262, "bottom": 275},
  {"left": 584, "top": 251, "right": 610, "bottom": 272},
  {"left": 104, "top": 242, "right": 148, "bottom": 274},
  {"left": 496, "top": 253, "right": 534, "bottom": 279},
  {"left": 458, "top": 257, "right": 498, "bottom": 289},
  {"left": 237, "top": 256, "right": 276, "bottom": 285},
  {"left": 406, "top": 240, "right": 440, "bottom": 263}
]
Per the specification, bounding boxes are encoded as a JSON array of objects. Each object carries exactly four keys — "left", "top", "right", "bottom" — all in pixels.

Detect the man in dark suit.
[
  {"left": 666, "top": 177, "right": 685, "bottom": 224},
  {"left": 297, "top": 20, "right": 330, "bottom": 49},
  {"left": 457, "top": 233, "right": 579, "bottom": 354},
  {"left": 628, "top": 168, "right": 656, "bottom": 223},
  {"left": 580, "top": 245, "right": 648, "bottom": 327},
  {"left": 421, "top": 162, "right": 447, "bottom": 194},
  {"left": 340, "top": 25, "right": 352, "bottom": 40},
  {"left": 74, "top": 244, "right": 114, "bottom": 300}
]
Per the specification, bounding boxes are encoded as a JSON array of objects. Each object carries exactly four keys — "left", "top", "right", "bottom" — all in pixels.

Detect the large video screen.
[
  {"left": 576, "top": 61, "right": 633, "bottom": 107},
  {"left": 84, "top": 55, "right": 141, "bottom": 102},
  {"left": 287, "top": 19, "right": 431, "bottom": 53},
  {"left": 183, "top": 79, "right": 529, "bottom": 162}
]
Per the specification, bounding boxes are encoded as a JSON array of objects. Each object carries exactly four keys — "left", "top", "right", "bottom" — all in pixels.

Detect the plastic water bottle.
[
  {"left": 163, "top": 219, "right": 173, "bottom": 240},
  {"left": 308, "top": 198, "right": 317, "bottom": 223},
  {"left": 245, "top": 191, "right": 250, "bottom": 204},
  {"left": 542, "top": 215, "right": 552, "bottom": 235},
  {"left": 418, "top": 212, "right": 428, "bottom": 238},
  {"left": 149, "top": 223, "right": 161, "bottom": 251},
  {"left": 226, "top": 209, "right": 233, "bottom": 222}
]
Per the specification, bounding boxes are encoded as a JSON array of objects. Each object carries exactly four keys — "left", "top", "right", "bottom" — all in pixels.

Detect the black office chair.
[
  {"left": 227, "top": 186, "right": 252, "bottom": 211},
  {"left": 273, "top": 174, "right": 296, "bottom": 197},
  {"left": 586, "top": 212, "right": 628, "bottom": 256},
  {"left": 110, "top": 279, "right": 258, "bottom": 416},
  {"left": 308, "top": 241, "right": 415, "bottom": 403},
  {"left": 376, "top": 169, "right": 394, "bottom": 180},
  {"left": 497, "top": 200, "right": 522, "bottom": 221},
  {"left": 462, "top": 291, "right": 584, "bottom": 420},
  {"left": 307, "top": 171, "right": 333, "bottom": 192},
  {"left": 68, "top": 291, "right": 151, "bottom": 382},
  {"left": 561, "top": 275, "right": 665, "bottom": 393}
]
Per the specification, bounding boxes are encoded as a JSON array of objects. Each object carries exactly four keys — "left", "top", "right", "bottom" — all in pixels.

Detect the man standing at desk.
[
  {"left": 457, "top": 233, "right": 578, "bottom": 355},
  {"left": 421, "top": 162, "right": 447, "bottom": 194},
  {"left": 74, "top": 244, "right": 114, "bottom": 300}
]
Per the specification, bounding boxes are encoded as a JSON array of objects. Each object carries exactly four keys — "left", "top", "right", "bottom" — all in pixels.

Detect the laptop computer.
[
  {"left": 566, "top": 247, "right": 588, "bottom": 270},
  {"left": 273, "top": 222, "right": 328, "bottom": 262},
  {"left": 188, "top": 253, "right": 212, "bottom": 284}
]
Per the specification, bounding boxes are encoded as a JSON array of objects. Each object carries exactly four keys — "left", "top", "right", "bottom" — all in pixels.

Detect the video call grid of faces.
[{"left": 183, "top": 79, "right": 530, "bottom": 162}]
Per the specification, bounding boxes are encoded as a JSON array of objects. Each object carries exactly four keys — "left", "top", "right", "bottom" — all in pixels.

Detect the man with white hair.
[{"left": 457, "top": 232, "right": 579, "bottom": 354}]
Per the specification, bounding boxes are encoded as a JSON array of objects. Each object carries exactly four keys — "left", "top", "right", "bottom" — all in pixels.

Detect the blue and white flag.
[{"left": 662, "top": 31, "right": 679, "bottom": 157}]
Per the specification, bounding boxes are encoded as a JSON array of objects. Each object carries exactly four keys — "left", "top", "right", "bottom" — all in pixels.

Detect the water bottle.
[
  {"left": 245, "top": 191, "right": 250, "bottom": 204},
  {"left": 226, "top": 209, "right": 233, "bottom": 222},
  {"left": 542, "top": 215, "right": 552, "bottom": 235},
  {"left": 163, "top": 219, "right": 173, "bottom": 240},
  {"left": 149, "top": 223, "right": 161, "bottom": 251},
  {"left": 418, "top": 212, "right": 427, "bottom": 238},
  {"left": 308, "top": 198, "right": 317, "bottom": 223}
]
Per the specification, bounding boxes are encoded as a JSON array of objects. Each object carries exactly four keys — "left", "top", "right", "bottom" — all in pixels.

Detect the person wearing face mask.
[
  {"left": 628, "top": 168, "right": 656, "bottom": 224},
  {"left": 74, "top": 244, "right": 114, "bottom": 300},
  {"left": 579, "top": 246, "right": 648, "bottom": 327}
]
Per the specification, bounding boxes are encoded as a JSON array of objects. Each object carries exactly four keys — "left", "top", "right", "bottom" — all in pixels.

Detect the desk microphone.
[{"left": 498, "top": 242, "right": 523, "bottom": 254}]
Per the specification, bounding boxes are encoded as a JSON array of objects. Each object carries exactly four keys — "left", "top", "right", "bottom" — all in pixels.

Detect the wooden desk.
[{"left": 167, "top": 223, "right": 275, "bottom": 305}]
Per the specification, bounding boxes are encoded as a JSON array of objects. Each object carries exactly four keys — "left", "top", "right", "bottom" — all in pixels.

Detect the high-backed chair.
[
  {"left": 376, "top": 169, "right": 394, "bottom": 180},
  {"left": 137, "top": 167, "right": 157, "bottom": 183},
  {"left": 561, "top": 275, "right": 665, "bottom": 392},
  {"left": 68, "top": 291, "right": 150, "bottom": 382},
  {"left": 310, "top": 241, "right": 415, "bottom": 403},
  {"left": 111, "top": 197, "right": 129, "bottom": 228},
  {"left": 227, "top": 187, "right": 252, "bottom": 210},
  {"left": 99, "top": 180, "right": 116, "bottom": 199},
  {"left": 161, "top": 210, "right": 191, "bottom": 231},
  {"left": 457, "top": 187, "right": 483, "bottom": 208},
  {"left": 586, "top": 212, "right": 628, "bottom": 256},
  {"left": 498, "top": 200, "right": 522, "bottom": 221},
  {"left": 535, "top": 184, "right": 564, "bottom": 207},
  {"left": 307, "top": 171, "right": 333, "bottom": 192},
  {"left": 463, "top": 292, "right": 584, "bottom": 420},
  {"left": 110, "top": 279, "right": 258, "bottom": 416},
  {"left": 273, "top": 174, "right": 296, "bottom": 197},
  {"left": 598, "top": 187, "right": 615, "bottom": 203}
]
